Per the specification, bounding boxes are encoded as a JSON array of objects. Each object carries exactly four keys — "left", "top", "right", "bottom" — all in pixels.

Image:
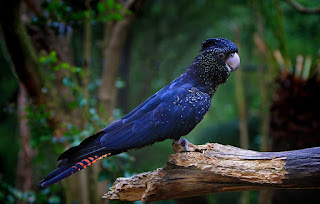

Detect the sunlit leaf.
[{"left": 60, "top": 62, "right": 70, "bottom": 70}]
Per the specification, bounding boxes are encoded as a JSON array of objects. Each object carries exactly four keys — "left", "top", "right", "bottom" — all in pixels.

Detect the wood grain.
[{"left": 104, "top": 142, "right": 320, "bottom": 202}]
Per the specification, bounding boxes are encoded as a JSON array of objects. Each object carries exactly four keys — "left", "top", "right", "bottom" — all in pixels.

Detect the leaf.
[
  {"left": 115, "top": 3, "right": 123, "bottom": 11},
  {"left": 106, "top": 0, "right": 115, "bottom": 10},
  {"left": 71, "top": 67, "right": 82, "bottom": 74},
  {"left": 49, "top": 51, "right": 57, "bottom": 63},
  {"left": 62, "top": 77, "right": 74, "bottom": 87},
  {"left": 39, "top": 56, "right": 47, "bottom": 64},
  {"left": 125, "top": 9, "right": 133, "bottom": 15},
  {"left": 77, "top": 93, "right": 88, "bottom": 106},
  {"left": 79, "top": 98, "right": 88, "bottom": 106},
  {"left": 67, "top": 101, "right": 78, "bottom": 110},
  {"left": 48, "top": 195, "right": 61, "bottom": 204},
  {"left": 115, "top": 77, "right": 126, "bottom": 88},
  {"left": 97, "top": 2, "right": 106, "bottom": 13},
  {"left": 60, "top": 62, "right": 71, "bottom": 70},
  {"left": 53, "top": 65, "right": 60, "bottom": 71},
  {"left": 108, "top": 13, "right": 124, "bottom": 21}
]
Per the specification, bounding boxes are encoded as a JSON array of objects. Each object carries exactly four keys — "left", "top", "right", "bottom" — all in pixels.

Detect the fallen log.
[{"left": 103, "top": 142, "right": 320, "bottom": 202}]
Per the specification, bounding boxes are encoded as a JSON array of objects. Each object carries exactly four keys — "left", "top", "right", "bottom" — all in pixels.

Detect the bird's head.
[{"left": 196, "top": 37, "right": 240, "bottom": 86}]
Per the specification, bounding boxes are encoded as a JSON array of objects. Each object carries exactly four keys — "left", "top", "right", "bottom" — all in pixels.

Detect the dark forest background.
[{"left": 0, "top": 0, "right": 320, "bottom": 203}]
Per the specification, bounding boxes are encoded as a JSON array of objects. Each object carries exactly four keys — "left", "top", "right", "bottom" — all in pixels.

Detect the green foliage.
[
  {"left": 24, "top": 104, "right": 65, "bottom": 175},
  {"left": 96, "top": 0, "right": 128, "bottom": 22},
  {"left": 39, "top": 51, "right": 83, "bottom": 78},
  {"left": 38, "top": 50, "right": 129, "bottom": 179},
  {"left": 38, "top": 50, "right": 108, "bottom": 139},
  {"left": 0, "top": 182, "right": 61, "bottom": 204},
  {"left": 25, "top": 105, "right": 53, "bottom": 148},
  {"left": 42, "top": 0, "right": 91, "bottom": 22},
  {"left": 32, "top": 0, "right": 128, "bottom": 26},
  {"left": 254, "top": 0, "right": 320, "bottom": 62},
  {"left": 39, "top": 50, "right": 57, "bottom": 65}
]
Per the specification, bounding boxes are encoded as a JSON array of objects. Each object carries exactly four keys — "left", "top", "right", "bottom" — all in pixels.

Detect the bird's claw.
[{"left": 173, "top": 138, "right": 189, "bottom": 152}]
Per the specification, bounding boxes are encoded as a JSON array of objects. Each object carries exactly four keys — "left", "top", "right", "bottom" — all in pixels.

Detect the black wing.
[
  {"left": 100, "top": 83, "right": 211, "bottom": 150},
  {"left": 39, "top": 80, "right": 211, "bottom": 187}
]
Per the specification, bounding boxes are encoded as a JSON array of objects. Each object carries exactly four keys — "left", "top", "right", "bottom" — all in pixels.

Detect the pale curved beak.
[{"left": 225, "top": 52, "right": 240, "bottom": 72}]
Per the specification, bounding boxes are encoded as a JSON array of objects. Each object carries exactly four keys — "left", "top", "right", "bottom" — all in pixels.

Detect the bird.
[{"left": 39, "top": 37, "right": 240, "bottom": 187}]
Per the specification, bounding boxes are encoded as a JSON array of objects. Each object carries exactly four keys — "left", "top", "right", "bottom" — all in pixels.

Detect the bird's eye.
[{"left": 218, "top": 53, "right": 225, "bottom": 59}]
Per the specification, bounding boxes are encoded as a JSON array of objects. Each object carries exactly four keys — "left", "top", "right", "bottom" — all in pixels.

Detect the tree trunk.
[
  {"left": 0, "top": 0, "right": 46, "bottom": 106},
  {"left": 97, "top": 1, "right": 143, "bottom": 202},
  {"left": 98, "top": 0, "right": 143, "bottom": 117},
  {"left": 104, "top": 142, "right": 320, "bottom": 202},
  {"left": 16, "top": 84, "right": 33, "bottom": 195},
  {"left": 98, "top": 18, "right": 134, "bottom": 117}
]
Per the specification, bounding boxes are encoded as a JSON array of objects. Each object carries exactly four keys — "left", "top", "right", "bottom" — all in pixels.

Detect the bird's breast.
[{"left": 173, "top": 87, "right": 211, "bottom": 123}]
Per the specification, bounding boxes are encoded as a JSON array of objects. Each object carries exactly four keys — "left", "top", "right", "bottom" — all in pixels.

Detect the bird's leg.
[{"left": 173, "top": 138, "right": 189, "bottom": 152}]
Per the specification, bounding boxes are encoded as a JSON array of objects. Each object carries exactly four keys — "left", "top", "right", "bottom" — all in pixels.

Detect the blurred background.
[{"left": 0, "top": 0, "right": 320, "bottom": 203}]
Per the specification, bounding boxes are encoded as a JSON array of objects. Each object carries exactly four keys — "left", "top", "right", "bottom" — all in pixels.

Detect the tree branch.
[
  {"left": 286, "top": 0, "right": 320, "bottom": 14},
  {"left": 104, "top": 142, "right": 320, "bottom": 202}
]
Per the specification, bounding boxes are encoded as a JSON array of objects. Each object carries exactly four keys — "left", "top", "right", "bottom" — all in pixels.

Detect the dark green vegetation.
[{"left": 0, "top": 0, "right": 319, "bottom": 203}]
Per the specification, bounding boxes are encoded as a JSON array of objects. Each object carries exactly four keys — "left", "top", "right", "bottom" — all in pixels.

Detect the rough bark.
[{"left": 104, "top": 142, "right": 320, "bottom": 202}]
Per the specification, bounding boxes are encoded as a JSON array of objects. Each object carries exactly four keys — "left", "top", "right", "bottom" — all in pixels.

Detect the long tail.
[
  {"left": 39, "top": 153, "right": 111, "bottom": 187},
  {"left": 39, "top": 131, "right": 115, "bottom": 187}
]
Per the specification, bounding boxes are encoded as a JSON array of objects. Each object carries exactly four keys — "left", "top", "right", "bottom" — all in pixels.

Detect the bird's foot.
[{"left": 173, "top": 138, "right": 189, "bottom": 152}]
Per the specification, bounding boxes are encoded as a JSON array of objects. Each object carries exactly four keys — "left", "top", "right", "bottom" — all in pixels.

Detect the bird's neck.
[{"left": 185, "top": 63, "right": 225, "bottom": 97}]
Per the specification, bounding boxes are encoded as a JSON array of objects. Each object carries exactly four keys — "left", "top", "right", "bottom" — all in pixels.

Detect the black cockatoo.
[{"left": 39, "top": 37, "right": 240, "bottom": 187}]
